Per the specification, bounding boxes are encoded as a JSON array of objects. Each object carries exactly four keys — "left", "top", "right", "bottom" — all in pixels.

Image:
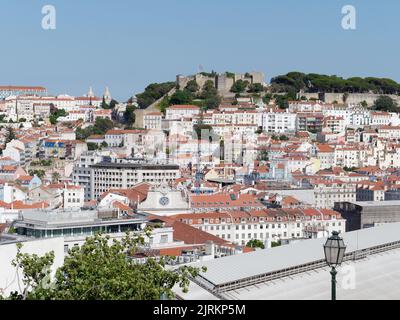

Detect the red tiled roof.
[{"left": 168, "top": 105, "right": 200, "bottom": 110}]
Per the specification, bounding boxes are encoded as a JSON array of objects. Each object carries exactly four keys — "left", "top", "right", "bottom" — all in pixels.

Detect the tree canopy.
[
  {"left": 123, "top": 105, "right": 136, "bottom": 125},
  {"left": 169, "top": 90, "right": 193, "bottom": 105},
  {"left": 5, "top": 232, "right": 205, "bottom": 300},
  {"left": 135, "top": 82, "right": 176, "bottom": 109},
  {"left": 4, "top": 127, "right": 16, "bottom": 144},
  {"left": 271, "top": 72, "right": 400, "bottom": 95},
  {"left": 372, "top": 95, "right": 399, "bottom": 112},
  {"left": 246, "top": 239, "right": 265, "bottom": 250},
  {"left": 230, "top": 80, "right": 249, "bottom": 93},
  {"left": 76, "top": 118, "right": 115, "bottom": 141},
  {"left": 185, "top": 80, "right": 200, "bottom": 93},
  {"left": 49, "top": 109, "right": 68, "bottom": 125}
]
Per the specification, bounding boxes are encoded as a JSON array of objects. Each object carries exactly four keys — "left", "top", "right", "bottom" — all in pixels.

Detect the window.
[{"left": 160, "top": 235, "right": 168, "bottom": 244}]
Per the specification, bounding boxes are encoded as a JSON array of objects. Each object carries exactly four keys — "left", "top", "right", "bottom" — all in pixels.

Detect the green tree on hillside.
[
  {"left": 185, "top": 80, "right": 200, "bottom": 93},
  {"left": 248, "top": 83, "right": 264, "bottom": 93},
  {"left": 230, "top": 80, "right": 249, "bottom": 93},
  {"left": 199, "top": 80, "right": 221, "bottom": 110},
  {"left": 157, "top": 96, "right": 170, "bottom": 115},
  {"left": 372, "top": 96, "right": 398, "bottom": 112},
  {"left": 123, "top": 105, "right": 136, "bottom": 125},
  {"left": 136, "top": 82, "right": 176, "bottom": 109},
  {"left": 76, "top": 118, "right": 115, "bottom": 141},
  {"left": 49, "top": 109, "right": 68, "bottom": 125},
  {"left": 169, "top": 90, "right": 193, "bottom": 105}
]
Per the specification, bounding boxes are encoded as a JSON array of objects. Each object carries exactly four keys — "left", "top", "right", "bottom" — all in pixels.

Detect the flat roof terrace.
[
  {"left": 191, "top": 222, "right": 400, "bottom": 294},
  {"left": 91, "top": 162, "right": 179, "bottom": 170},
  {"left": 223, "top": 247, "right": 400, "bottom": 300}
]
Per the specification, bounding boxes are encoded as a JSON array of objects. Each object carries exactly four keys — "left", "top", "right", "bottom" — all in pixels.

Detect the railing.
[{"left": 210, "top": 239, "right": 400, "bottom": 294}]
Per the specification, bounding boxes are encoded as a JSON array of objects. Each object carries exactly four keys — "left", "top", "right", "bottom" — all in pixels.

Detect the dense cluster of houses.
[{"left": 2, "top": 85, "right": 400, "bottom": 264}]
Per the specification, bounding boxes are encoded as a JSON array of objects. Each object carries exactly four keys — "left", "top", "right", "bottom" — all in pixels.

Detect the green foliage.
[
  {"left": 101, "top": 98, "right": 119, "bottom": 110},
  {"left": 372, "top": 95, "right": 399, "bottom": 112},
  {"left": 157, "top": 96, "right": 170, "bottom": 115},
  {"left": 271, "top": 72, "right": 400, "bottom": 95},
  {"left": 30, "top": 159, "right": 52, "bottom": 167},
  {"left": 279, "top": 135, "right": 289, "bottom": 141},
  {"left": 76, "top": 118, "right": 115, "bottom": 141},
  {"left": 87, "top": 142, "right": 99, "bottom": 151},
  {"left": 49, "top": 109, "right": 68, "bottom": 125},
  {"left": 5, "top": 127, "right": 16, "bottom": 144},
  {"left": 258, "top": 150, "right": 269, "bottom": 161},
  {"left": 274, "top": 94, "right": 290, "bottom": 109},
  {"left": 109, "top": 99, "right": 118, "bottom": 109},
  {"left": 343, "top": 166, "right": 358, "bottom": 172},
  {"left": 136, "top": 82, "right": 176, "bottom": 109},
  {"left": 10, "top": 242, "right": 55, "bottom": 300},
  {"left": 271, "top": 241, "right": 281, "bottom": 248},
  {"left": 204, "top": 95, "right": 221, "bottom": 110},
  {"left": 263, "top": 94, "right": 273, "bottom": 105},
  {"left": 199, "top": 81, "right": 221, "bottom": 110},
  {"left": 230, "top": 80, "right": 249, "bottom": 93},
  {"left": 51, "top": 172, "right": 60, "bottom": 184},
  {"left": 28, "top": 170, "right": 46, "bottom": 179},
  {"left": 246, "top": 239, "right": 265, "bottom": 249},
  {"left": 93, "top": 118, "right": 115, "bottom": 134},
  {"left": 200, "top": 71, "right": 217, "bottom": 78},
  {"left": 8, "top": 227, "right": 16, "bottom": 234},
  {"left": 123, "top": 105, "right": 136, "bottom": 125},
  {"left": 185, "top": 80, "right": 200, "bottom": 93},
  {"left": 169, "top": 90, "right": 193, "bottom": 105},
  {"left": 225, "top": 72, "right": 235, "bottom": 79},
  {"left": 7, "top": 233, "right": 205, "bottom": 300},
  {"left": 248, "top": 83, "right": 264, "bottom": 93},
  {"left": 101, "top": 141, "right": 108, "bottom": 148},
  {"left": 101, "top": 97, "right": 109, "bottom": 109}
]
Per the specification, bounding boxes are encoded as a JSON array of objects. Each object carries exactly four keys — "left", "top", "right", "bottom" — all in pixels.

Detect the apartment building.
[
  {"left": 105, "top": 129, "right": 147, "bottom": 148},
  {"left": 190, "top": 193, "right": 265, "bottom": 213},
  {"left": 72, "top": 151, "right": 106, "bottom": 201},
  {"left": 296, "top": 113, "right": 324, "bottom": 133},
  {"left": 143, "top": 112, "right": 163, "bottom": 130},
  {"left": 0, "top": 86, "right": 47, "bottom": 99},
  {"left": 89, "top": 162, "right": 180, "bottom": 199},
  {"left": 316, "top": 144, "right": 335, "bottom": 169},
  {"left": 262, "top": 108, "right": 297, "bottom": 133},
  {"left": 172, "top": 207, "right": 346, "bottom": 246},
  {"left": 356, "top": 181, "right": 385, "bottom": 202},
  {"left": 334, "top": 145, "right": 369, "bottom": 168},
  {"left": 166, "top": 105, "right": 200, "bottom": 120},
  {"left": 313, "top": 179, "right": 356, "bottom": 209},
  {"left": 323, "top": 116, "right": 345, "bottom": 134},
  {"left": 370, "top": 111, "right": 391, "bottom": 126}
]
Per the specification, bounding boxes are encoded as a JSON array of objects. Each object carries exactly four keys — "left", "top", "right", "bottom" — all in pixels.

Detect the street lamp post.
[{"left": 323, "top": 231, "right": 346, "bottom": 301}]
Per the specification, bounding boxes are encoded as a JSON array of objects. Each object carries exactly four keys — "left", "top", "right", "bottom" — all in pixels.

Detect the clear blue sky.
[{"left": 1, "top": 0, "right": 399, "bottom": 100}]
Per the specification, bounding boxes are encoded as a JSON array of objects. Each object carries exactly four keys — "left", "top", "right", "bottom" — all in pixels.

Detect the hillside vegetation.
[{"left": 271, "top": 72, "right": 400, "bottom": 95}]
